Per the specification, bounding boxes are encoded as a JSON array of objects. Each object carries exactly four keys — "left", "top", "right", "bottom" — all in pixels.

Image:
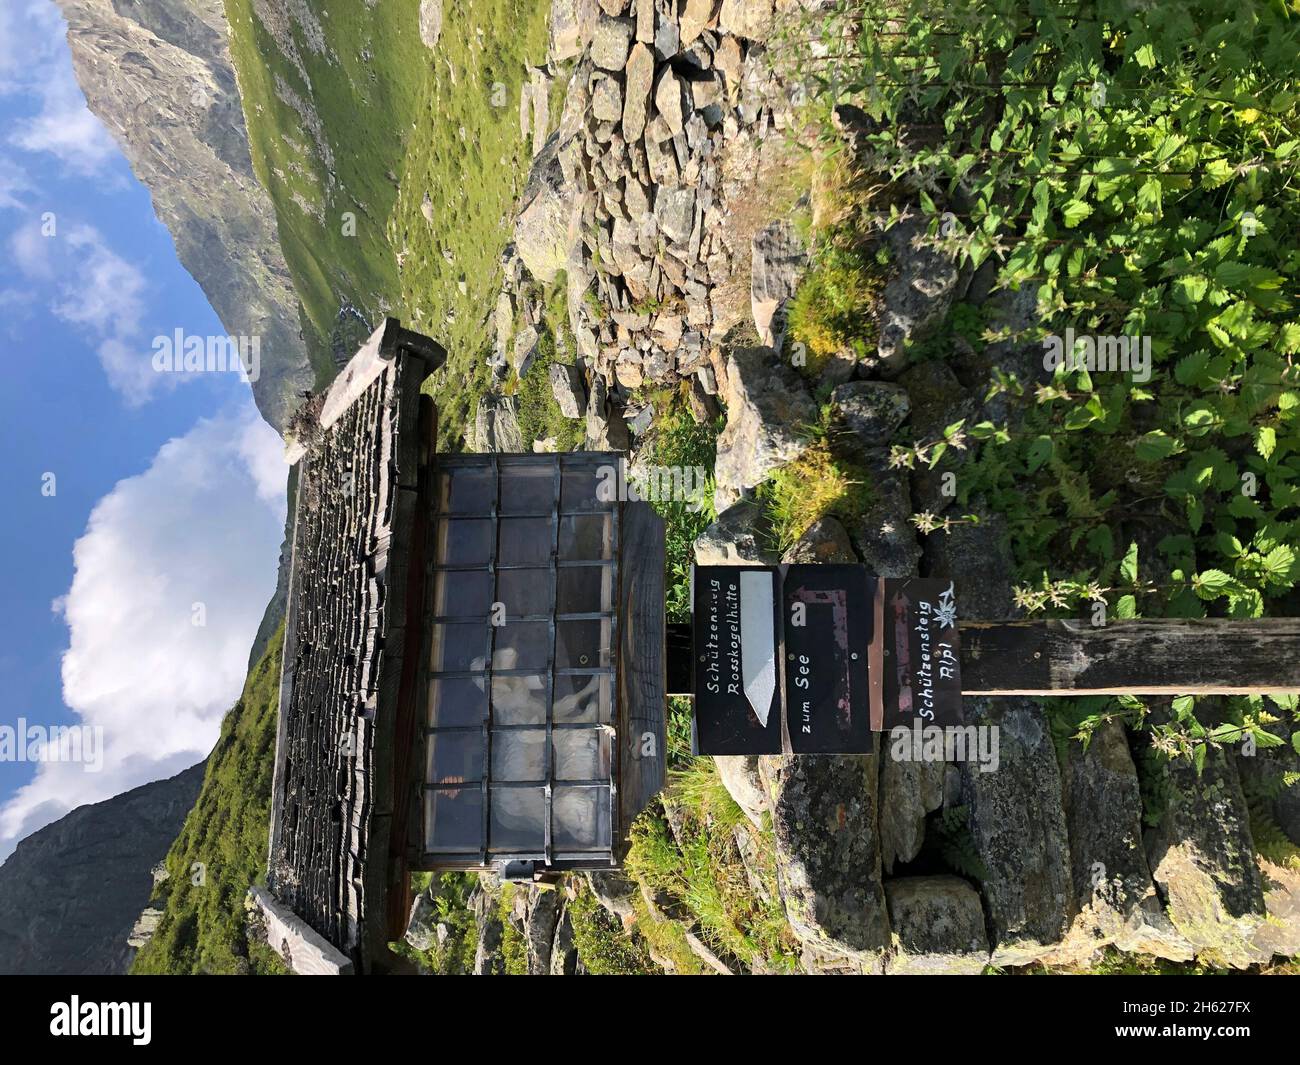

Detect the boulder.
[
  {"left": 831, "top": 381, "right": 911, "bottom": 448},
  {"left": 680, "top": 0, "right": 718, "bottom": 46},
  {"left": 714, "top": 756, "right": 769, "bottom": 829},
  {"left": 591, "top": 75, "right": 623, "bottom": 123},
  {"left": 549, "top": 362, "right": 587, "bottom": 418},
  {"left": 960, "top": 697, "right": 1074, "bottom": 967},
  {"left": 524, "top": 886, "right": 563, "bottom": 975},
  {"left": 622, "top": 42, "right": 654, "bottom": 141},
  {"left": 585, "top": 375, "right": 630, "bottom": 450},
  {"left": 654, "top": 14, "right": 680, "bottom": 60},
  {"left": 1052, "top": 720, "right": 1193, "bottom": 965},
  {"left": 1235, "top": 719, "right": 1300, "bottom": 847},
  {"left": 750, "top": 220, "right": 806, "bottom": 346},
  {"left": 846, "top": 450, "right": 921, "bottom": 578},
  {"left": 879, "top": 754, "right": 945, "bottom": 873},
  {"left": 654, "top": 186, "right": 696, "bottom": 244},
  {"left": 762, "top": 753, "right": 890, "bottom": 965},
  {"left": 471, "top": 885, "right": 506, "bottom": 974},
  {"left": 635, "top": 0, "right": 655, "bottom": 43},
  {"left": 418, "top": 0, "right": 443, "bottom": 48},
  {"left": 781, "top": 516, "right": 857, "bottom": 565},
  {"left": 550, "top": 905, "right": 580, "bottom": 974},
  {"left": 876, "top": 212, "right": 960, "bottom": 374},
  {"left": 587, "top": 870, "right": 638, "bottom": 923},
  {"left": 471, "top": 395, "right": 525, "bottom": 453},
  {"left": 1145, "top": 707, "right": 1268, "bottom": 969},
  {"left": 713, "top": 346, "right": 817, "bottom": 507},
  {"left": 550, "top": 0, "right": 600, "bottom": 62},
  {"left": 515, "top": 133, "right": 585, "bottom": 284},
  {"left": 403, "top": 887, "right": 438, "bottom": 951},
  {"left": 693, "top": 499, "right": 778, "bottom": 566},
  {"left": 511, "top": 325, "right": 540, "bottom": 377},
  {"left": 884, "top": 876, "right": 990, "bottom": 974},
  {"left": 653, "top": 68, "right": 685, "bottom": 136},
  {"left": 718, "top": 0, "right": 775, "bottom": 40},
  {"left": 920, "top": 506, "right": 1015, "bottom": 620},
  {"left": 591, "top": 17, "right": 635, "bottom": 70}
]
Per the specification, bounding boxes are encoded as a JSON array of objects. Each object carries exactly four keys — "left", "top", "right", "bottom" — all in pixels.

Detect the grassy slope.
[
  {"left": 131, "top": 629, "right": 287, "bottom": 975},
  {"left": 224, "top": 0, "right": 552, "bottom": 446}
]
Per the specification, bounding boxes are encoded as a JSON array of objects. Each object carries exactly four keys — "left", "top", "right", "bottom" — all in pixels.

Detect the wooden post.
[
  {"left": 958, "top": 617, "right": 1300, "bottom": 696},
  {"left": 668, "top": 618, "right": 1300, "bottom": 698}
]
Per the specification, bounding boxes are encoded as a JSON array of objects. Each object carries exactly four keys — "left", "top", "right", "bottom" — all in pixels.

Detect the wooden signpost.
[{"left": 685, "top": 564, "right": 1300, "bottom": 756}]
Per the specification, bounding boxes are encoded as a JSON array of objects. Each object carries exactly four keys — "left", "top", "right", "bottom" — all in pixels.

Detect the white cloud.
[
  {"left": 0, "top": 406, "right": 287, "bottom": 856},
  {"left": 1, "top": 2, "right": 117, "bottom": 176},
  {"left": 8, "top": 77, "right": 117, "bottom": 175},
  {"left": 8, "top": 220, "right": 160, "bottom": 401}
]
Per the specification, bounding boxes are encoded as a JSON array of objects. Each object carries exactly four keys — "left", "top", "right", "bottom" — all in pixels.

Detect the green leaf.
[
  {"left": 1135, "top": 431, "right": 1178, "bottom": 461},
  {"left": 1192, "top": 569, "right": 1232, "bottom": 599},
  {"left": 1115, "top": 593, "right": 1137, "bottom": 619},
  {"left": 1262, "top": 544, "right": 1297, "bottom": 584},
  {"left": 1120, "top": 541, "right": 1139, "bottom": 585},
  {"left": 1062, "top": 200, "right": 1093, "bottom": 228},
  {"left": 1255, "top": 424, "right": 1277, "bottom": 460},
  {"left": 1026, "top": 435, "right": 1054, "bottom": 473}
]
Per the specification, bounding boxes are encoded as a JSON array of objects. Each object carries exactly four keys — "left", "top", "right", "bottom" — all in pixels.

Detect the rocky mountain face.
[
  {"left": 54, "top": 0, "right": 314, "bottom": 433},
  {"left": 0, "top": 762, "right": 204, "bottom": 974}
]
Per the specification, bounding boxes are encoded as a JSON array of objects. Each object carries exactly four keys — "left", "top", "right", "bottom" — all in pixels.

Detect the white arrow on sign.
[{"left": 740, "top": 571, "right": 776, "bottom": 726}]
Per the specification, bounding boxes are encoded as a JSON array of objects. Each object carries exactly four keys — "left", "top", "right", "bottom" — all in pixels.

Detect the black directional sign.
[
  {"left": 782, "top": 565, "right": 875, "bottom": 754},
  {"left": 691, "top": 566, "right": 783, "bottom": 755},
  {"left": 877, "top": 577, "right": 964, "bottom": 730},
  {"left": 690, "top": 566, "right": 963, "bottom": 754}
]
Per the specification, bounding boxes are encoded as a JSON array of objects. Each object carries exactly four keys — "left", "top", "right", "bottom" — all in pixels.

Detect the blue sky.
[{"left": 0, "top": 1, "right": 286, "bottom": 856}]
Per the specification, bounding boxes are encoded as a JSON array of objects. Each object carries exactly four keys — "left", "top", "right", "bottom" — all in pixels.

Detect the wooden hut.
[{"left": 254, "top": 320, "right": 667, "bottom": 974}]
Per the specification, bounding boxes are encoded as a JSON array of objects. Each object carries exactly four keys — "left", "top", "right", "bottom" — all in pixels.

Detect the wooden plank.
[
  {"left": 959, "top": 618, "right": 1300, "bottom": 696},
  {"left": 617, "top": 502, "right": 667, "bottom": 846},
  {"left": 266, "top": 467, "right": 303, "bottom": 874},
  {"left": 247, "top": 886, "right": 354, "bottom": 976},
  {"left": 319, "top": 320, "right": 397, "bottom": 430}
]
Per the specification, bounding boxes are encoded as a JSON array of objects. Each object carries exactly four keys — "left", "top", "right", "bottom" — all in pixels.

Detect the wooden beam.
[
  {"left": 247, "top": 887, "right": 354, "bottom": 976},
  {"left": 618, "top": 503, "right": 667, "bottom": 848},
  {"left": 959, "top": 618, "right": 1300, "bottom": 696}
]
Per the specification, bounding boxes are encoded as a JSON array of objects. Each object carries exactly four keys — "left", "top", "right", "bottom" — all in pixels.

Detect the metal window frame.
[{"left": 422, "top": 453, "right": 620, "bottom": 870}]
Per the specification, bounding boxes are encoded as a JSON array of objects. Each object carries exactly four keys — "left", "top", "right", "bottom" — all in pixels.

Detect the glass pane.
[
  {"left": 499, "top": 464, "right": 556, "bottom": 513},
  {"left": 493, "top": 620, "right": 550, "bottom": 670},
  {"left": 425, "top": 787, "right": 483, "bottom": 853},
  {"left": 556, "top": 619, "right": 611, "bottom": 668},
  {"left": 426, "top": 731, "right": 484, "bottom": 786},
  {"left": 432, "top": 570, "right": 494, "bottom": 617},
  {"left": 553, "top": 729, "right": 611, "bottom": 781},
  {"left": 553, "top": 786, "right": 611, "bottom": 851},
  {"left": 490, "top": 787, "right": 546, "bottom": 852},
  {"left": 499, "top": 518, "right": 552, "bottom": 564},
  {"left": 561, "top": 464, "right": 610, "bottom": 510},
  {"left": 495, "top": 569, "right": 553, "bottom": 618},
  {"left": 491, "top": 728, "right": 546, "bottom": 782},
  {"left": 558, "top": 514, "right": 613, "bottom": 559},
  {"left": 491, "top": 674, "right": 547, "bottom": 725},
  {"left": 553, "top": 674, "right": 611, "bottom": 724},
  {"left": 428, "top": 676, "right": 487, "bottom": 728},
  {"left": 429, "top": 623, "right": 488, "bottom": 672},
  {"left": 437, "top": 466, "right": 495, "bottom": 514},
  {"left": 435, "top": 518, "right": 493, "bottom": 565},
  {"left": 557, "top": 566, "right": 611, "bottom": 614}
]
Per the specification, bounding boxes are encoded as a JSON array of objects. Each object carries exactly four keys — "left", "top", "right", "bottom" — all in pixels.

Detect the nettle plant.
[{"left": 801, "top": 0, "right": 1300, "bottom": 756}]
